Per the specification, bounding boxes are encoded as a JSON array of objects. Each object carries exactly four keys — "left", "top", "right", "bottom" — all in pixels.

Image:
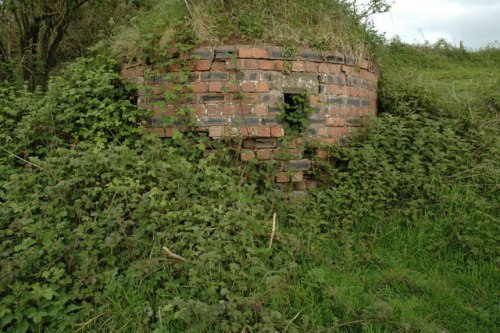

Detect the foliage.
[
  {"left": 111, "top": 0, "right": 389, "bottom": 62},
  {"left": 0, "top": 18, "right": 499, "bottom": 333},
  {"left": 278, "top": 90, "right": 317, "bottom": 135},
  {"left": 1, "top": 44, "right": 149, "bottom": 162},
  {"left": 0, "top": 0, "right": 150, "bottom": 90}
]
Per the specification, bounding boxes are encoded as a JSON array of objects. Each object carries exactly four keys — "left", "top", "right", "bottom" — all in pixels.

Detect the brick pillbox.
[{"left": 121, "top": 45, "right": 378, "bottom": 189}]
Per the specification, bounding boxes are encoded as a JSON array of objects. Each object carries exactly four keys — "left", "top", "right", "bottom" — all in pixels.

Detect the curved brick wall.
[{"left": 121, "top": 45, "right": 378, "bottom": 188}]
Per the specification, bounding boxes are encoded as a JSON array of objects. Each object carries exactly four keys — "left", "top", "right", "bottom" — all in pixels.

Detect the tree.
[{"left": 0, "top": 1, "right": 97, "bottom": 89}]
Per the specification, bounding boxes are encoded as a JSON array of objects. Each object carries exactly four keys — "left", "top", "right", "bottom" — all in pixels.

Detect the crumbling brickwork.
[{"left": 121, "top": 45, "right": 378, "bottom": 189}]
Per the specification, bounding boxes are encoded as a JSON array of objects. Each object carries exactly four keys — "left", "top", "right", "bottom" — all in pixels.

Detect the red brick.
[
  {"left": 332, "top": 85, "right": 346, "bottom": 95},
  {"left": 320, "top": 63, "right": 341, "bottom": 74},
  {"left": 292, "top": 61, "right": 304, "bottom": 72},
  {"left": 309, "top": 95, "right": 319, "bottom": 106},
  {"left": 193, "top": 104, "right": 206, "bottom": 116},
  {"left": 192, "top": 82, "right": 207, "bottom": 93},
  {"left": 259, "top": 60, "right": 275, "bottom": 70},
  {"left": 304, "top": 61, "right": 318, "bottom": 72},
  {"left": 208, "top": 82, "right": 223, "bottom": 92},
  {"left": 275, "top": 61, "right": 285, "bottom": 71},
  {"left": 255, "top": 127, "right": 271, "bottom": 137},
  {"left": 238, "top": 127, "right": 250, "bottom": 136},
  {"left": 240, "top": 103, "right": 253, "bottom": 114},
  {"left": 240, "top": 149, "right": 256, "bottom": 161},
  {"left": 325, "top": 117, "right": 346, "bottom": 127},
  {"left": 256, "top": 149, "right": 273, "bottom": 160},
  {"left": 271, "top": 127, "right": 285, "bottom": 137},
  {"left": 240, "top": 59, "right": 260, "bottom": 70},
  {"left": 206, "top": 104, "right": 221, "bottom": 115},
  {"left": 256, "top": 82, "right": 269, "bottom": 93},
  {"left": 238, "top": 48, "right": 269, "bottom": 59},
  {"left": 240, "top": 82, "right": 255, "bottom": 93},
  {"left": 254, "top": 104, "right": 267, "bottom": 115},
  {"left": 196, "top": 60, "right": 211, "bottom": 71},
  {"left": 275, "top": 172, "right": 290, "bottom": 183},
  {"left": 317, "top": 126, "right": 329, "bottom": 137},
  {"left": 165, "top": 127, "right": 174, "bottom": 137},
  {"left": 222, "top": 104, "right": 238, "bottom": 114},
  {"left": 209, "top": 126, "right": 223, "bottom": 137},
  {"left": 329, "top": 127, "right": 349, "bottom": 138},
  {"left": 223, "top": 82, "right": 238, "bottom": 93},
  {"left": 211, "top": 61, "right": 226, "bottom": 71},
  {"left": 291, "top": 171, "right": 304, "bottom": 182}
]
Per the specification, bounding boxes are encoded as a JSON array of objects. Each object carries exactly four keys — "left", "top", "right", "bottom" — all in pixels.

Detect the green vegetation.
[
  {"left": 111, "top": 0, "right": 389, "bottom": 62},
  {"left": 1, "top": 1, "right": 499, "bottom": 332}
]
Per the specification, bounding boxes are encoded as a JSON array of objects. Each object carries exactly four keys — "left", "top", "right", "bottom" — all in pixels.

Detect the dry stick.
[
  {"left": 162, "top": 246, "right": 186, "bottom": 261},
  {"left": 0, "top": 146, "right": 43, "bottom": 170},
  {"left": 183, "top": 0, "right": 193, "bottom": 16},
  {"left": 283, "top": 310, "right": 303, "bottom": 332},
  {"left": 75, "top": 312, "right": 107, "bottom": 332},
  {"left": 268, "top": 213, "right": 277, "bottom": 249}
]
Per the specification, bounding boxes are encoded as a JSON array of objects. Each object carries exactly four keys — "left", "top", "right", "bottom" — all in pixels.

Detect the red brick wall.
[{"left": 121, "top": 45, "right": 378, "bottom": 189}]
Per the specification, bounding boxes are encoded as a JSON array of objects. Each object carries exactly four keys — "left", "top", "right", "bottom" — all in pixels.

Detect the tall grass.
[{"left": 111, "top": 0, "right": 374, "bottom": 61}]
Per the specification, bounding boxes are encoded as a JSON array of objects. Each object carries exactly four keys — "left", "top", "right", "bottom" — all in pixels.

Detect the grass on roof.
[{"left": 111, "top": 0, "right": 374, "bottom": 62}]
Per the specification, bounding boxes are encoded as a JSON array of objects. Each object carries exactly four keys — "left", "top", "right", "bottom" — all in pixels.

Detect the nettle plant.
[{"left": 278, "top": 90, "right": 316, "bottom": 136}]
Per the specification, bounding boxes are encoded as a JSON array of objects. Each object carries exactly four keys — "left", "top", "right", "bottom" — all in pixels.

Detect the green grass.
[
  {"left": 1, "top": 29, "right": 499, "bottom": 332},
  {"left": 111, "top": 0, "right": 374, "bottom": 62}
]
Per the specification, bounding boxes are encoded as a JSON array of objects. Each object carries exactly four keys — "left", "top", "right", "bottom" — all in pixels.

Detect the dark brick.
[
  {"left": 231, "top": 116, "right": 260, "bottom": 126},
  {"left": 270, "top": 50, "right": 283, "bottom": 59},
  {"left": 215, "top": 47, "right": 236, "bottom": 59},
  {"left": 345, "top": 56, "right": 356, "bottom": 65},
  {"left": 335, "top": 75, "right": 346, "bottom": 85},
  {"left": 237, "top": 72, "right": 245, "bottom": 80},
  {"left": 206, "top": 117, "right": 228, "bottom": 125},
  {"left": 261, "top": 95, "right": 271, "bottom": 103},
  {"left": 347, "top": 77, "right": 360, "bottom": 87},
  {"left": 192, "top": 50, "right": 213, "bottom": 59},
  {"left": 254, "top": 138, "right": 277, "bottom": 148},
  {"left": 286, "top": 159, "right": 311, "bottom": 171},
  {"left": 309, "top": 128, "right": 318, "bottom": 136},
  {"left": 319, "top": 84, "right": 326, "bottom": 94},
  {"left": 260, "top": 73, "right": 272, "bottom": 81},
  {"left": 326, "top": 96, "right": 343, "bottom": 104},
  {"left": 300, "top": 51, "right": 323, "bottom": 62},
  {"left": 310, "top": 116, "right": 324, "bottom": 124},
  {"left": 268, "top": 106, "right": 281, "bottom": 113},
  {"left": 347, "top": 98, "right": 360, "bottom": 107},
  {"left": 210, "top": 72, "right": 229, "bottom": 81},
  {"left": 347, "top": 118, "right": 362, "bottom": 126},
  {"left": 262, "top": 117, "right": 281, "bottom": 125},
  {"left": 248, "top": 72, "right": 258, "bottom": 80},
  {"left": 361, "top": 99, "right": 371, "bottom": 107},
  {"left": 150, "top": 74, "right": 167, "bottom": 83},
  {"left": 188, "top": 73, "right": 200, "bottom": 81},
  {"left": 319, "top": 74, "right": 334, "bottom": 84},
  {"left": 202, "top": 95, "right": 224, "bottom": 102},
  {"left": 325, "top": 55, "right": 344, "bottom": 63}
]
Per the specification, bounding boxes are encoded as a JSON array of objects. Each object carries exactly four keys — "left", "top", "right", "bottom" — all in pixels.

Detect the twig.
[
  {"left": 75, "top": 312, "right": 107, "bottom": 332},
  {"left": 268, "top": 213, "right": 277, "bottom": 249},
  {"left": 162, "top": 246, "right": 186, "bottom": 261},
  {"left": 0, "top": 146, "right": 44, "bottom": 170},
  {"left": 183, "top": 0, "right": 193, "bottom": 16},
  {"left": 284, "top": 310, "right": 302, "bottom": 332}
]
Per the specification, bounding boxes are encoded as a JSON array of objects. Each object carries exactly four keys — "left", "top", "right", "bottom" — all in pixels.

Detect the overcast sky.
[{"left": 365, "top": 0, "right": 500, "bottom": 48}]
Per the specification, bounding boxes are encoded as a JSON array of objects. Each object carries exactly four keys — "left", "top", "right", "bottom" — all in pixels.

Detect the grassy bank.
[{"left": 1, "top": 19, "right": 499, "bottom": 333}]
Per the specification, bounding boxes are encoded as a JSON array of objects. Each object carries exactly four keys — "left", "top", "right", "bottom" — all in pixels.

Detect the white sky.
[{"left": 364, "top": 0, "right": 500, "bottom": 48}]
